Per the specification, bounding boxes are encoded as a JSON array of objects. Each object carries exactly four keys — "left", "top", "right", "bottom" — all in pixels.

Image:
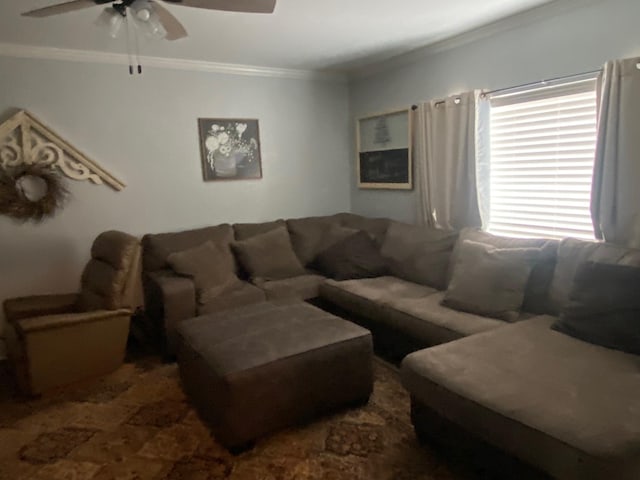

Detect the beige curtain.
[
  {"left": 415, "top": 91, "right": 482, "bottom": 230},
  {"left": 591, "top": 57, "right": 640, "bottom": 246}
]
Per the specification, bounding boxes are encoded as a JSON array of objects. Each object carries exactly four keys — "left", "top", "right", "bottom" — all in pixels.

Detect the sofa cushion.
[
  {"left": 314, "top": 231, "right": 389, "bottom": 280},
  {"left": 402, "top": 316, "right": 640, "bottom": 480},
  {"left": 254, "top": 274, "right": 326, "bottom": 301},
  {"left": 334, "top": 213, "right": 391, "bottom": 246},
  {"left": 552, "top": 262, "right": 640, "bottom": 355},
  {"left": 198, "top": 282, "right": 266, "bottom": 316},
  {"left": 167, "top": 241, "right": 239, "bottom": 305},
  {"left": 381, "top": 221, "right": 458, "bottom": 290},
  {"left": 548, "top": 238, "right": 640, "bottom": 314},
  {"left": 142, "top": 224, "right": 234, "bottom": 272},
  {"left": 322, "top": 276, "right": 436, "bottom": 310},
  {"left": 444, "top": 240, "right": 541, "bottom": 322},
  {"left": 320, "top": 276, "right": 436, "bottom": 341},
  {"left": 320, "top": 278, "right": 508, "bottom": 346},
  {"left": 286, "top": 216, "right": 338, "bottom": 266},
  {"left": 449, "top": 228, "right": 558, "bottom": 314},
  {"left": 231, "top": 226, "right": 306, "bottom": 282},
  {"left": 233, "top": 220, "right": 286, "bottom": 241},
  {"left": 388, "top": 291, "right": 511, "bottom": 344}
]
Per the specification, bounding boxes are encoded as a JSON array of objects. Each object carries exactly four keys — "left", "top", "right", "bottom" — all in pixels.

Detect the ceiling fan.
[
  {"left": 22, "top": 0, "right": 277, "bottom": 41},
  {"left": 22, "top": 0, "right": 276, "bottom": 74}
]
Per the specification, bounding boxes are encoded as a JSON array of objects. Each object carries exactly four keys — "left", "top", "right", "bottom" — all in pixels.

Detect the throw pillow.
[
  {"left": 380, "top": 221, "right": 459, "bottom": 290},
  {"left": 336, "top": 213, "right": 390, "bottom": 246},
  {"left": 552, "top": 262, "right": 640, "bottom": 355},
  {"left": 447, "top": 228, "right": 558, "bottom": 314},
  {"left": 314, "top": 231, "right": 389, "bottom": 281},
  {"left": 233, "top": 220, "right": 285, "bottom": 241},
  {"left": 546, "top": 238, "right": 600, "bottom": 315},
  {"left": 547, "top": 238, "right": 640, "bottom": 315},
  {"left": 443, "top": 240, "right": 541, "bottom": 322},
  {"left": 167, "top": 241, "right": 239, "bottom": 305},
  {"left": 231, "top": 226, "right": 306, "bottom": 281},
  {"left": 286, "top": 216, "right": 336, "bottom": 266},
  {"left": 317, "top": 224, "right": 360, "bottom": 253}
]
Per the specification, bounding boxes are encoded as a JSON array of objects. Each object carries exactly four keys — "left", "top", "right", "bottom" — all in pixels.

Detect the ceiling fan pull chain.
[
  {"left": 124, "top": 13, "right": 134, "bottom": 75},
  {"left": 133, "top": 18, "right": 143, "bottom": 75}
]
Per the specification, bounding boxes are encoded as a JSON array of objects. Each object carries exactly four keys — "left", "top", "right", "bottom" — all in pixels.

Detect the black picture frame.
[{"left": 198, "top": 118, "right": 262, "bottom": 181}]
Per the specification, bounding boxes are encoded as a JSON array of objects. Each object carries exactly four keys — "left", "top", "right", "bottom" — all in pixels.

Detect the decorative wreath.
[{"left": 0, "top": 164, "right": 69, "bottom": 222}]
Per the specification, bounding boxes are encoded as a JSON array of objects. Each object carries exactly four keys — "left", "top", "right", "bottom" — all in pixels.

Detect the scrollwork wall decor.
[{"left": 0, "top": 110, "right": 126, "bottom": 191}]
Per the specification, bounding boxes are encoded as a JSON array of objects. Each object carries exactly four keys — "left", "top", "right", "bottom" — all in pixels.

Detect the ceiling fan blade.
[
  {"left": 22, "top": 0, "right": 108, "bottom": 18},
  {"left": 152, "top": 1, "right": 188, "bottom": 41},
  {"left": 162, "top": 0, "right": 276, "bottom": 14}
]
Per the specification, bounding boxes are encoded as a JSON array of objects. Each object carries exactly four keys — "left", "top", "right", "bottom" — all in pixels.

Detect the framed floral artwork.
[{"left": 198, "top": 118, "right": 262, "bottom": 181}]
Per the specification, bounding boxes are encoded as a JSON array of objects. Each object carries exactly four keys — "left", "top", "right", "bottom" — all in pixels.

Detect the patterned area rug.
[{"left": 0, "top": 357, "right": 523, "bottom": 480}]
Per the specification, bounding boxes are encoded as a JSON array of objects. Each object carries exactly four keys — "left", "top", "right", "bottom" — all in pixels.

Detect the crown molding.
[
  {"left": 351, "top": 0, "right": 604, "bottom": 79},
  {"left": 0, "top": 42, "right": 347, "bottom": 82}
]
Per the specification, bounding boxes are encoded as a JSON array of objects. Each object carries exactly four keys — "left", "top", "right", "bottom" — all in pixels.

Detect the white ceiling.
[{"left": 0, "top": 0, "right": 558, "bottom": 72}]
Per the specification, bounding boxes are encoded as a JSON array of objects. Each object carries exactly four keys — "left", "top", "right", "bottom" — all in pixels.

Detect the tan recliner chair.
[{"left": 3, "top": 230, "right": 142, "bottom": 395}]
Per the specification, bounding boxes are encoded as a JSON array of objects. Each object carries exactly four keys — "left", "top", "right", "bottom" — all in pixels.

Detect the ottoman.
[{"left": 175, "top": 301, "right": 373, "bottom": 450}]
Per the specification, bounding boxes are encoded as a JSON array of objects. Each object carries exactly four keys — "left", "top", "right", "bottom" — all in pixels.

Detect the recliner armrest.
[
  {"left": 14, "top": 309, "right": 131, "bottom": 335},
  {"left": 4, "top": 294, "right": 80, "bottom": 322}
]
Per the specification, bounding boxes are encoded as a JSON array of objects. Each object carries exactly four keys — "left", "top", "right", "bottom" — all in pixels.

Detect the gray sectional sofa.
[
  {"left": 141, "top": 212, "right": 640, "bottom": 480},
  {"left": 141, "top": 213, "right": 388, "bottom": 353}
]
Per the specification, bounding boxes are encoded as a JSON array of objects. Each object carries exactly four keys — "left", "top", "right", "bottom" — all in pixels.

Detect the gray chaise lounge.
[{"left": 402, "top": 316, "right": 640, "bottom": 480}]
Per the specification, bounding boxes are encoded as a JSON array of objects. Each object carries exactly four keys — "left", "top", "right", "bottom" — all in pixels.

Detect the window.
[{"left": 487, "top": 75, "right": 598, "bottom": 239}]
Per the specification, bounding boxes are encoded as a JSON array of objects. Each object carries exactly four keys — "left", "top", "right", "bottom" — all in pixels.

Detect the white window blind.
[{"left": 488, "top": 75, "right": 598, "bottom": 240}]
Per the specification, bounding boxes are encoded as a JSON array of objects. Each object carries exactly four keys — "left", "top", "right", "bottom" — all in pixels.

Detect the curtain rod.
[
  {"left": 482, "top": 68, "right": 601, "bottom": 97},
  {"left": 413, "top": 96, "right": 463, "bottom": 109},
  {"left": 410, "top": 68, "right": 602, "bottom": 110}
]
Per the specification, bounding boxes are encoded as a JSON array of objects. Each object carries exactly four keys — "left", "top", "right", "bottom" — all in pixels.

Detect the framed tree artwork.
[
  {"left": 198, "top": 118, "right": 263, "bottom": 181},
  {"left": 356, "top": 108, "right": 412, "bottom": 190}
]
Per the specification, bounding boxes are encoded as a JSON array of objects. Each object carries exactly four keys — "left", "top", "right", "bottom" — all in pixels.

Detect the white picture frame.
[{"left": 356, "top": 108, "right": 412, "bottom": 190}]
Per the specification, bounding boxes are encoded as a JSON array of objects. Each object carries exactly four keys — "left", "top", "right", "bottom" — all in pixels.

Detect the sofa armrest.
[
  {"left": 14, "top": 309, "right": 131, "bottom": 335},
  {"left": 144, "top": 270, "right": 196, "bottom": 350},
  {"left": 4, "top": 294, "right": 79, "bottom": 322}
]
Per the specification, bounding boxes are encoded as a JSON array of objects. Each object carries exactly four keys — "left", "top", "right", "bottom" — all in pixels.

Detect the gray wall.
[
  {"left": 349, "top": 0, "right": 640, "bottom": 223},
  {"left": 0, "top": 57, "right": 351, "bottom": 353}
]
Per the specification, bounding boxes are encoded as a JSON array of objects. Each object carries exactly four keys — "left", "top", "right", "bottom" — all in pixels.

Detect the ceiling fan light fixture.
[
  {"left": 136, "top": 8, "right": 151, "bottom": 22},
  {"left": 95, "top": 7, "right": 124, "bottom": 39},
  {"left": 130, "top": 0, "right": 167, "bottom": 39}
]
